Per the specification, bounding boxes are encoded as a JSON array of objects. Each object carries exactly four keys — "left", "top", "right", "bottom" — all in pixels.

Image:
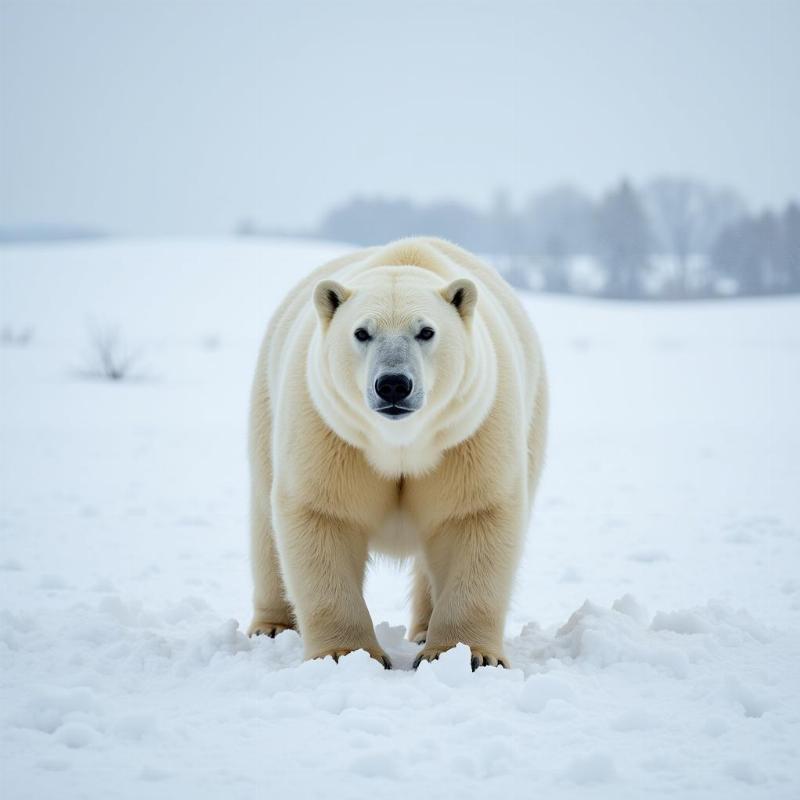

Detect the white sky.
[{"left": 1, "top": 0, "right": 798, "bottom": 235}]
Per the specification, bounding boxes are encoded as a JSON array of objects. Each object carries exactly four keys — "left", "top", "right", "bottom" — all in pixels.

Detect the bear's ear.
[
  {"left": 313, "top": 280, "right": 351, "bottom": 325},
  {"left": 440, "top": 278, "right": 478, "bottom": 321}
]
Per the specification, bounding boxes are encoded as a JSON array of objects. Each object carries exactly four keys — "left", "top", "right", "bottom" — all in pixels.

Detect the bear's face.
[{"left": 312, "top": 268, "right": 478, "bottom": 445}]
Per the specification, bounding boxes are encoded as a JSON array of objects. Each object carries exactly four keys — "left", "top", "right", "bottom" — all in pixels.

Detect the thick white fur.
[{"left": 248, "top": 237, "right": 548, "bottom": 667}]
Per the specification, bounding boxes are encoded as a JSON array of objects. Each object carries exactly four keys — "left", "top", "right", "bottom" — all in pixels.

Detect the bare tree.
[
  {"left": 595, "top": 180, "right": 652, "bottom": 298},
  {"left": 778, "top": 202, "right": 800, "bottom": 290},
  {"left": 644, "top": 178, "right": 745, "bottom": 295},
  {"left": 523, "top": 185, "right": 594, "bottom": 255},
  {"left": 0, "top": 326, "right": 34, "bottom": 346},
  {"left": 711, "top": 210, "right": 783, "bottom": 295},
  {"left": 522, "top": 185, "right": 595, "bottom": 292},
  {"left": 81, "top": 324, "right": 142, "bottom": 381}
]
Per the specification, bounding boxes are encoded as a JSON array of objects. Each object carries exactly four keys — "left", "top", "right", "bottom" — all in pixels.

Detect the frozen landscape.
[{"left": 1, "top": 238, "right": 798, "bottom": 799}]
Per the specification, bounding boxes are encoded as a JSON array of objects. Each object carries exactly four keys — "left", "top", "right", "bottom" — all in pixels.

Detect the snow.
[{"left": 1, "top": 238, "right": 799, "bottom": 799}]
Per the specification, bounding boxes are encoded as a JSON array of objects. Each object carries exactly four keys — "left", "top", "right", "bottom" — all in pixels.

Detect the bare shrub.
[
  {"left": 81, "top": 324, "right": 143, "bottom": 382},
  {"left": 200, "top": 333, "right": 222, "bottom": 351},
  {"left": 0, "top": 325, "right": 34, "bottom": 346}
]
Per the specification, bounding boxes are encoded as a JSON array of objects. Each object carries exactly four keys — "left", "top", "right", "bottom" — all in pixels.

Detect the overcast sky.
[{"left": 1, "top": 0, "right": 798, "bottom": 235}]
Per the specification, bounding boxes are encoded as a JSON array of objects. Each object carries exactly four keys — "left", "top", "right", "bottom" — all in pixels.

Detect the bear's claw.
[
  {"left": 317, "top": 648, "right": 392, "bottom": 669},
  {"left": 413, "top": 645, "right": 509, "bottom": 671},
  {"left": 248, "top": 622, "right": 294, "bottom": 638},
  {"left": 470, "top": 653, "right": 508, "bottom": 670},
  {"left": 409, "top": 629, "right": 428, "bottom": 645},
  {"left": 412, "top": 651, "right": 438, "bottom": 669}
]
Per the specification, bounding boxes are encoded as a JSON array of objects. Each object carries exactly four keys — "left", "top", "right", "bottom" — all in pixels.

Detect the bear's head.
[{"left": 309, "top": 266, "right": 481, "bottom": 453}]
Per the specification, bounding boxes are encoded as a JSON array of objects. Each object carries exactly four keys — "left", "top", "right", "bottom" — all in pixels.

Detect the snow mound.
[
  {"left": 511, "top": 596, "right": 773, "bottom": 683},
  {"left": 2, "top": 240, "right": 799, "bottom": 798},
  {"left": 2, "top": 590, "right": 796, "bottom": 798},
  {"left": 562, "top": 752, "right": 618, "bottom": 785}
]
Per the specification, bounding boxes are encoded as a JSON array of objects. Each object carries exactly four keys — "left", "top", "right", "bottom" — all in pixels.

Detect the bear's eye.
[
  {"left": 354, "top": 328, "right": 372, "bottom": 342},
  {"left": 416, "top": 327, "right": 435, "bottom": 342}
]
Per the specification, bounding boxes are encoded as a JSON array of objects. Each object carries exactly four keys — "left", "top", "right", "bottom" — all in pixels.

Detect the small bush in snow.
[
  {"left": 80, "top": 324, "right": 142, "bottom": 382},
  {"left": 1, "top": 325, "right": 34, "bottom": 347},
  {"left": 200, "top": 333, "right": 222, "bottom": 351}
]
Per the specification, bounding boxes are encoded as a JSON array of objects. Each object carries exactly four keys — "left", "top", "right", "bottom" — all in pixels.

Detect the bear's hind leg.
[
  {"left": 249, "top": 485, "right": 295, "bottom": 637},
  {"left": 408, "top": 561, "right": 433, "bottom": 644}
]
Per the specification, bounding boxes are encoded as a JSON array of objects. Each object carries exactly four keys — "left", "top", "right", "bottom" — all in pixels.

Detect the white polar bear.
[{"left": 248, "top": 237, "right": 547, "bottom": 669}]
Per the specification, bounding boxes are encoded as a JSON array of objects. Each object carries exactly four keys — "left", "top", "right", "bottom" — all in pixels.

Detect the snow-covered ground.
[{"left": 1, "top": 239, "right": 798, "bottom": 799}]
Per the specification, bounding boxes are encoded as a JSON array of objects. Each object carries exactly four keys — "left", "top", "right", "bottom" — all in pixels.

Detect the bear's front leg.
[
  {"left": 414, "top": 505, "right": 521, "bottom": 670},
  {"left": 273, "top": 496, "right": 391, "bottom": 668}
]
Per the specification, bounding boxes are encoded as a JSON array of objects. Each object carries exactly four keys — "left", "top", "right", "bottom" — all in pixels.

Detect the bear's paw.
[
  {"left": 248, "top": 620, "right": 295, "bottom": 638},
  {"left": 413, "top": 644, "right": 509, "bottom": 671},
  {"left": 312, "top": 647, "right": 392, "bottom": 670}
]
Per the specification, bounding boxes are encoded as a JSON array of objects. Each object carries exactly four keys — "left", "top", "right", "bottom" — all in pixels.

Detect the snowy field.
[{"left": 1, "top": 239, "right": 798, "bottom": 799}]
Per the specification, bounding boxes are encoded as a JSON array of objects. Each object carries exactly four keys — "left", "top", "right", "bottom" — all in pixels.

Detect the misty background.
[{"left": 1, "top": 0, "right": 798, "bottom": 298}]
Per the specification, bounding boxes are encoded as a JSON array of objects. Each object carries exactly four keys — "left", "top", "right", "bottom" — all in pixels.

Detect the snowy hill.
[{"left": 1, "top": 239, "right": 798, "bottom": 798}]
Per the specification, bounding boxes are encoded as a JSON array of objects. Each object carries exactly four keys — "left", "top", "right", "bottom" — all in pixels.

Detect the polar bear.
[{"left": 248, "top": 237, "right": 547, "bottom": 669}]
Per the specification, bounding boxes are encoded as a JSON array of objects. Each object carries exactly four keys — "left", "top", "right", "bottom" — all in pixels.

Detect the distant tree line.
[{"left": 240, "top": 178, "right": 798, "bottom": 299}]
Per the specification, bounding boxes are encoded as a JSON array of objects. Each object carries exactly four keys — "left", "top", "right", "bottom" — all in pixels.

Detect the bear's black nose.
[{"left": 375, "top": 373, "right": 413, "bottom": 404}]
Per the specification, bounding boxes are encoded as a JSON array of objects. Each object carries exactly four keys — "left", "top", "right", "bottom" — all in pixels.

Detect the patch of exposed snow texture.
[{"left": 1, "top": 239, "right": 798, "bottom": 799}]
